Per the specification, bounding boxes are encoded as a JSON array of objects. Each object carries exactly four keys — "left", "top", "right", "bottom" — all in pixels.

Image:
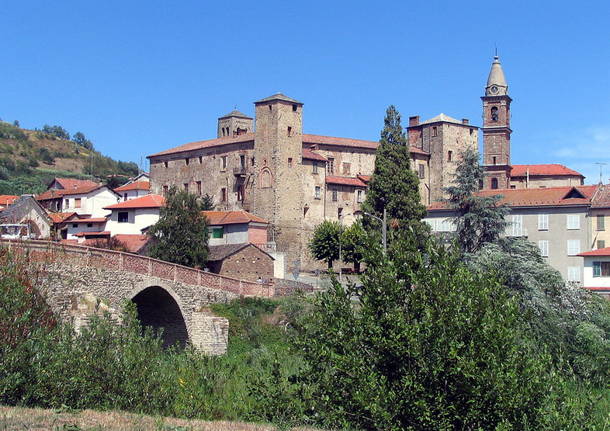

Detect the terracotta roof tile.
[
  {"left": 148, "top": 134, "right": 255, "bottom": 157},
  {"left": 510, "top": 164, "right": 583, "bottom": 177},
  {"left": 75, "top": 231, "right": 110, "bottom": 237},
  {"left": 0, "top": 195, "right": 18, "bottom": 206},
  {"left": 357, "top": 175, "right": 371, "bottom": 183},
  {"left": 37, "top": 185, "right": 105, "bottom": 201},
  {"left": 302, "top": 134, "right": 378, "bottom": 150},
  {"left": 53, "top": 178, "right": 100, "bottom": 190},
  {"left": 592, "top": 184, "right": 610, "bottom": 208},
  {"left": 409, "top": 146, "right": 429, "bottom": 155},
  {"left": 203, "top": 210, "right": 268, "bottom": 226},
  {"left": 302, "top": 148, "right": 328, "bottom": 161},
  {"left": 48, "top": 212, "right": 77, "bottom": 223},
  {"left": 104, "top": 194, "right": 165, "bottom": 210},
  {"left": 113, "top": 234, "right": 151, "bottom": 253},
  {"left": 68, "top": 217, "right": 107, "bottom": 224},
  {"left": 114, "top": 181, "right": 150, "bottom": 192},
  {"left": 578, "top": 247, "right": 610, "bottom": 257},
  {"left": 428, "top": 185, "right": 598, "bottom": 211},
  {"left": 325, "top": 176, "right": 367, "bottom": 187}
]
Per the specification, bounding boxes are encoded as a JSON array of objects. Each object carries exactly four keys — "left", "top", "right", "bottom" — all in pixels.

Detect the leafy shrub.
[
  {"left": 0, "top": 121, "right": 27, "bottom": 141},
  {"left": 296, "top": 237, "right": 595, "bottom": 430}
]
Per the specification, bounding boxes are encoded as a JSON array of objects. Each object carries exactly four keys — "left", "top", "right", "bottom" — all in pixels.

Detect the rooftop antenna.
[{"left": 595, "top": 162, "right": 607, "bottom": 184}]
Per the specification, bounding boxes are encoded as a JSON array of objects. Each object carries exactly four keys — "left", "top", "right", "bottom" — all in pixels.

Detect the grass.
[{"left": 0, "top": 405, "right": 311, "bottom": 431}]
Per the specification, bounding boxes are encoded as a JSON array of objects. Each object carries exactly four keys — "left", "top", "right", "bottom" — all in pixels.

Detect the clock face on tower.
[{"left": 490, "top": 85, "right": 499, "bottom": 94}]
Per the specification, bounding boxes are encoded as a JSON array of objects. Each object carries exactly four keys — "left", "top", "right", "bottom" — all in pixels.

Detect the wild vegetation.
[
  {"left": 0, "top": 120, "right": 138, "bottom": 195},
  {"left": 1, "top": 107, "right": 608, "bottom": 429}
]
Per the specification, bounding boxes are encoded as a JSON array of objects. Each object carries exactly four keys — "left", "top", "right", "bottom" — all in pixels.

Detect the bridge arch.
[{"left": 129, "top": 283, "right": 189, "bottom": 348}]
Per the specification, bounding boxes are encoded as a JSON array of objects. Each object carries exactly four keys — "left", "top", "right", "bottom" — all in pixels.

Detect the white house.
[
  {"left": 104, "top": 194, "right": 163, "bottom": 235},
  {"left": 38, "top": 184, "right": 119, "bottom": 217},
  {"left": 114, "top": 181, "right": 150, "bottom": 202},
  {"left": 64, "top": 215, "right": 109, "bottom": 240},
  {"left": 204, "top": 210, "right": 269, "bottom": 247},
  {"left": 578, "top": 247, "right": 610, "bottom": 299}
]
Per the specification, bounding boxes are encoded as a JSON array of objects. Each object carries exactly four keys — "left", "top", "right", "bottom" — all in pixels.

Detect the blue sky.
[{"left": 2, "top": 1, "right": 609, "bottom": 183}]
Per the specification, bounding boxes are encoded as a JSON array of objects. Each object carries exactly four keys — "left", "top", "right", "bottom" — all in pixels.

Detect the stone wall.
[{"left": 1, "top": 240, "right": 282, "bottom": 355}]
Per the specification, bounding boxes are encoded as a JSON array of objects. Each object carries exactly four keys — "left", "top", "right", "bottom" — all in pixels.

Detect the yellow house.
[{"left": 590, "top": 185, "right": 610, "bottom": 250}]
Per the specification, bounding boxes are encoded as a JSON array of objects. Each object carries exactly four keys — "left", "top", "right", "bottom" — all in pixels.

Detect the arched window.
[
  {"left": 491, "top": 107, "right": 499, "bottom": 122},
  {"left": 259, "top": 168, "right": 273, "bottom": 188},
  {"left": 491, "top": 178, "right": 499, "bottom": 189}
]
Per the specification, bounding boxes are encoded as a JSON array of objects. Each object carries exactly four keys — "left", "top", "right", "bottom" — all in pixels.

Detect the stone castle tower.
[
  {"left": 252, "top": 94, "right": 305, "bottom": 268},
  {"left": 217, "top": 110, "right": 253, "bottom": 138},
  {"left": 481, "top": 55, "right": 512, "bottom": 189}
]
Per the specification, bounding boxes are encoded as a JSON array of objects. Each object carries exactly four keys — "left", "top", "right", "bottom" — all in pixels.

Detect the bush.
[{"left": 296, "top": 237, "right": 595, "bottom": 430}]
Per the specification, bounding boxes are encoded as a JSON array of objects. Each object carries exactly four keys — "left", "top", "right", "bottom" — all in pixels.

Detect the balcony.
[{"left": 233, "top": 166, "right": 247, "bottom": 176}]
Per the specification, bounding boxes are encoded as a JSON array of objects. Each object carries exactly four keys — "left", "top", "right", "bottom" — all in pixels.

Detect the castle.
[{"left": 148, "top": 56, "right": 584, "bottom": 270}]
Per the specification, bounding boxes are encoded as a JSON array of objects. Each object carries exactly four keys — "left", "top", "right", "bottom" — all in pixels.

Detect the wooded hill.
[{"left": 0, "top": 121, "right": 139, "bottom": 195}]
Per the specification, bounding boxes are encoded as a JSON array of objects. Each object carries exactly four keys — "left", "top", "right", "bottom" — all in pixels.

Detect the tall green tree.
[
  {"left": 340, "top": 220, "right": 366, "bottom": 273},
  {"left": 444, "top": 148, "right": 509, "bottom": 253},
  {"left": 309, "top": 220, "right": 343, "bottom": 269},
  {"left": 363, "top": 106, "right": 428, "bottom": 242},
  {"left": 296, "top": 236, "right": 564, "bottom": 430},
  {"left": 201, "top": 193, "right": 215, "bottom": 210},
  {"left": 148, "top": 186, "right": 209, "bottom": 268}
]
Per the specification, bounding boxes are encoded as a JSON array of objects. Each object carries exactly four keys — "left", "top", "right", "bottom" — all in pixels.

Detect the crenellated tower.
[{"left": 481, "top": 55, "right": 512, "bottom": 189}]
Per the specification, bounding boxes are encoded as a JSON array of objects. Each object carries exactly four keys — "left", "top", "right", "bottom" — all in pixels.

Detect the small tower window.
[
  {"left": 183, "top": 183, "right": 189, "bottom": 192},
  {"left": 491, "top": 178, "right": 499, "bottom": 189},
  {"left": 199, "top": 156, "right": 203, "bottom": 164},
  {"left": 287, "top": 126, "right": 292, "bottom": 137},
  {"left": 432, "top": 126, "right": 438, "bottom": 137},
  {"left": 292, "top": 104, "right": 298, "bottom": 112},
  {"left": 164, "top": 161, "right": 168, "bottom": 168},
  {"left": 492, "top": 156, "right": 497, "bottom": 165},
  {"left": 491, "top": 107, "right": 499, "bottom": 122},
  {"left": 288, "top": 157, "right": 293, "bottom": 167},
  {"left": 447, "top": 151, "right": 453, "bottom": 162},
  {"left": 185, "top": 158, "right": 189, "bottom": 166}
]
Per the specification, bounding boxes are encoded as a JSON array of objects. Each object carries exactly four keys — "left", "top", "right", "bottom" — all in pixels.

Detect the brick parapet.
[{"left": 1, "top": 239, "right": 275, "bottom": 298}]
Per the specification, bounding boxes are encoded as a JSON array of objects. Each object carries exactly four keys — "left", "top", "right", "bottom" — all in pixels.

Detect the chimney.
[
  {"left": 461, "top": 118, "right": 469, "bottom": 125},
  {"left": 409, "top": 116, "right": 420, "bottom": 126}
]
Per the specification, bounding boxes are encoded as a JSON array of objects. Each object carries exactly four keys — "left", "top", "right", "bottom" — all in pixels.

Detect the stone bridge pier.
[{"left": 3, "top": 240, "right": 277, "bottom": 355}]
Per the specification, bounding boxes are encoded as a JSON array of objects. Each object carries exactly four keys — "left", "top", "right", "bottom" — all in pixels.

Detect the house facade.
[
  {"left": 578, "top": 247, "right": 610, "bottom": 299},
  {"left": 425, "top": 185, "right": 598, "bottom": 283},
  {"left": 104, "top": 194, "right": 164, "bottom": 235},
  {"left": 114, "top": 180, "right": 150, "bottom": 202}
]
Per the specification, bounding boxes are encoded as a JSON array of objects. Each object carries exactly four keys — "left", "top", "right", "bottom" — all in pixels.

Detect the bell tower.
[{"left": 481, "top": 55, "right": 512, "bottom": 189}]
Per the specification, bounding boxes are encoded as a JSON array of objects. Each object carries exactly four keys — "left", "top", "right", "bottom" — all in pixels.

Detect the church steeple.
[
  {"left": 481, "top": 55, "right": 512, "bottom": 190},
  {"left": 485, "top": 56, "right": 508, "bottom": 96}
]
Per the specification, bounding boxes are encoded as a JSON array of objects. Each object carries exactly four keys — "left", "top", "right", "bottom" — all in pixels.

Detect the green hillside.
[{"left": 0, "top": 121, "right": 139, "bottom": 195}]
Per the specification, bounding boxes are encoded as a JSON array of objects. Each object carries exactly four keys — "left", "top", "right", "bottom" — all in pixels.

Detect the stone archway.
[{"left": 131, "top": 286, "right": 189, "bottom": 348}]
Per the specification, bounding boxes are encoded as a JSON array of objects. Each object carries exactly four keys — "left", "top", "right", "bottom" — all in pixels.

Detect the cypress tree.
[{"left": 363, "top": 105, "right": 428, "bottom": 242}]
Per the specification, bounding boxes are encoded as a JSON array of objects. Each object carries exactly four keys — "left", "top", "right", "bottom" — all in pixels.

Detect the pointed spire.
[{"left": 485, "top": 55, "right": 508, "bottom": 96}]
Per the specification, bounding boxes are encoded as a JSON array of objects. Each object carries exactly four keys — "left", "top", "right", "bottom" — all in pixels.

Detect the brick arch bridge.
[{"left": 2, "top": 239, "right": 278, "bottom": 355}]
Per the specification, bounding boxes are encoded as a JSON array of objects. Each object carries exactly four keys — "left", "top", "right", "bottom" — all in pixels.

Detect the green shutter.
[
  {"left": 593, "top": 262, "right": 601, "bottom": 277},
  {"left": 212, "top": 227, "right": 224, "bottom": 239}
]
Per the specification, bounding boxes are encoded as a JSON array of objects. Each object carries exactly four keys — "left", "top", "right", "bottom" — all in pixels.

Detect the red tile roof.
[
  {"left": 203, "top": 210, "right": 268, "bottom": 226},
  {"left": 148, "top": 134, "right": 255, "bottom": 157},
  {"left": 48, "top": 212, "right": 77, "bottom": 224},
  {"left": 325, "top": 176, "right": 367, "bottom": 187},
  {"left": 75, "top": 231, "right": 110, "bottom": 237},
  {"left": 302, "top": 134, "right": 378, "bottom": 150},
  {"left": 409, "top": 146, "right": 429, "bottom": 156},
  {"left": 68, "top": 217, "right": 108, "bottom": 224},
  {"left": 578, "top": 247, "right": 610, "bottom": 257},
  {"left": 53, "top": 178, "right": 100, "bottom": 190},
  {"left": 477, "top": 185, "right": 597, "bottom": 207},
  {"left": 592, "top": 184, "right": 610, "bottom": 208},
  {"left": 37, "top": 185, "right": 105, "bottom": 201},
  {"left": 114, "top": 181, "right": 150, "bottom": 192},
  {"left": 0, "top": 195, "right": 18, "bottom": 206},
  {"left": 148, "top": 132, "right": 379, "bottom": 158},
  {"left": 302, "top": 149, "right": 328, "bottom": 162},
  {"left": 104, "top": 194, "right": 165, "bottom": 210},
  {"left": 113, "top": 234, "right": 151, "bottom": 253},
  {"left": 357, "top": 175, "right": 372, "bottom": 183},
  {"left": 427, "top": 185, "right": 599, "bottom": 211},
  {"left": 510, "top": 164, "right": 583, "bottom": 177}
]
